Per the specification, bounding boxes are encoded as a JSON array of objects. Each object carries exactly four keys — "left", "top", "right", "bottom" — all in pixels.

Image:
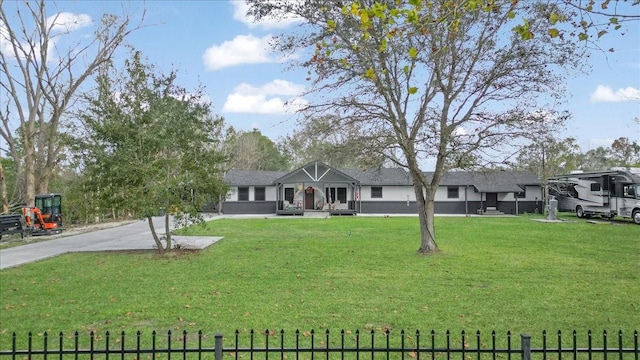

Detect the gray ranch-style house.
[{"left": 222, "top": 161, "right": 543, "bottom": 216}]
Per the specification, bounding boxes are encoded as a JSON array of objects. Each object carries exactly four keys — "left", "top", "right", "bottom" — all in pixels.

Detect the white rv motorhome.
[{"left": 548, "top": 168, "right": 640, "bottom": 224}]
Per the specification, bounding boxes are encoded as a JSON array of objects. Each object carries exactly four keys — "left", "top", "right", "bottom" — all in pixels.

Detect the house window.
[
  {"left": 516, "top": 188, "right": 526, "bottom": 198},
  {"left": 337, "top": 187, "right": 347, "bottom": 203},
  {"left": 447, "top": 187, "right": 459, "bottom": 199},
  {"left": 238, "top": 187, "right": 249, "bottom": 201},
  {"left": 371, "top": 186, "right": 383, "bottom": 198},
  {"left": 254, "top": 187, "right": 265, "bottom": 201},
  {"left": 284, "top": 187, "right": 294, "bottom": 202},
  {"left": 325, "top": 187, "right": 348, "bottom": 203},
  {"left": 325, "top": 187, "right": 335, "bottom": 203}
]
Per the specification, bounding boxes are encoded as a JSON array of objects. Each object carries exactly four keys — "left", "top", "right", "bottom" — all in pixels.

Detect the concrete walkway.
[{"left": 0, "top": 216, "right": 222, "bottom": 270}]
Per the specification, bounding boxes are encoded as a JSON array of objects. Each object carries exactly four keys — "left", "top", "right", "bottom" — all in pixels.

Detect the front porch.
[
  {"left": 476, "top": 207, "right": 506, "bottom": 215},
  {"left": 275, "top": 206, "right": 358, "bottom": 216},
  {"left": 274, "top": 162, "right": 360, "bottom": 216},
  {"left": 476, "top": 190, "right": 528, "bottom": 215},
  {"left": 275, "top": 209, "right": 358, "bottom": 217}
]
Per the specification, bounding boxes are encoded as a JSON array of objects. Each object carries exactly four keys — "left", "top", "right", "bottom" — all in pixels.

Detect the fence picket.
[{"left": 2, "top": 329, "right": 639, "bottom": 360}]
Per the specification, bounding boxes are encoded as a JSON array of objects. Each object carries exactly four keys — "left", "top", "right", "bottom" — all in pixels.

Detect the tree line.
[{"left": 515, "top": 135, "right": 640, "bottom": 182}]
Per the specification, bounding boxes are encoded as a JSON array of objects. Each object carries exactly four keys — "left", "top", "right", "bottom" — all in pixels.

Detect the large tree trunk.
[
  {"left": 0, "top": 159, "right": 7, "bottom": 213},
  {"left": 414, "top": 182, "right": 439, "bottom": 254},
  {"left": 36, "top": 107, "right": 62, "bottom": 196},
  {"left": 147, "top": 216, "right": 165, "bottom": 254},
  {"left": 164, "top": 212, "right": 172, "bottom": 250},
  {"left": 36, "top": 168, "right": 51, "bottom": 195},
  {"left": 24, "top": 141, "right": 36, "bottom": 207},
  {"left": 36, "top": 147, "right": 53, "bottom": 195}
]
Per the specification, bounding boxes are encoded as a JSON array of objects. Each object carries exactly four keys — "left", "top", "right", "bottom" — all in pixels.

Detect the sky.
[{"left": 2, "top": 1, "right": 640, "bottom": 169}]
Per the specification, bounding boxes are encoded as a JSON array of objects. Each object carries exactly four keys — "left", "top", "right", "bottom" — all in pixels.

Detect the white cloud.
[
  {"left": 1, "top": 12, "right": 91, "bottom": 61},
  {"left": 234, "top": 79, "right": 305, "bottom": 96},
  {"left": 453, "top": 126, "right": 468, "bottom": 136},
  {"left": 47, "top": 12, "right": 92, "bottom": 33},
  {"left": 222, "top": 79, "right": 308, "bottom": 115},
  {"left": 0, "top": 23, "right": 51, "bottom": 61},
  {"left": 0, "top": 25, "right": 13, "bottom": 57},
  {"left": 231, "top": 1, "right": 303, "bottom": 30},
  {"left": 202, "top": 34, "right": 275, "bottom": 71},
  {"left": 590, "top": 85, "right": 640, "bottom": 103}
]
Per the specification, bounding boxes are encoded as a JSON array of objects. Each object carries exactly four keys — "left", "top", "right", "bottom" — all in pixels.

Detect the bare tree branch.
[{"left": 0, "top": 0, "right": 145, "bottom": 206}]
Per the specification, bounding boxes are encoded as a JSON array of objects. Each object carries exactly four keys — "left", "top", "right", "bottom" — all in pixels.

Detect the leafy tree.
[
  {"left": 280, "top": 114, "right": 388, "bottom": 169},
  {"left": 610, "top": 137, "right": 640, "bottom": 166},
  {"left": 76, "top": 52, "right": 228, "bottom": 253},
  {"left": 0, "top": 1, "right": 144, "bottom": 207},
  {"left": 545, "top": 0, "right": 640, "bottom": 45},
  {"left": 228, "top": 129, "right": 289, "bottom": 171},
  {"left": 248, "top": 0, "right": 583, "bottom": 253},
  {"left": 0, "top": 156, "right": 19, "bottom": 213},
  {"left": 515, "top": 137, "right": 583, "bottom": 179},
  {"left": 45, "top": 168, "right": 90, "bottom": 224},
  {"left": 578, "top": 146, "right": 616, "bottom": 171}
]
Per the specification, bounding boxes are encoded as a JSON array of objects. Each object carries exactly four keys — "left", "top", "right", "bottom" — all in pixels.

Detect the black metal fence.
[{"left": 1, "top": 329, "right": 638, "bottom": 359}]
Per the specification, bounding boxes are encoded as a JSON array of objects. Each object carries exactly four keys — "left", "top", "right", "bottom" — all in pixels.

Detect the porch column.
[
  {"left": 276, "top": 183, "right": 281, "bottom": 211},
  {"left": 464, "top": 185, "right": 468, "bottom": 215}
]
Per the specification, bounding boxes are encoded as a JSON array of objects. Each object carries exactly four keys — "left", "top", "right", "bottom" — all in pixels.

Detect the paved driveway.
[{"left": 0, "top": 216, "right": 222, "bottom": 270}]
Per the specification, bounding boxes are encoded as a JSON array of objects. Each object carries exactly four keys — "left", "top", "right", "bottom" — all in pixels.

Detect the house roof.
[
  {"left": 224, "top": 162, "right": 540, "bottom": 193},
  {"left": 224, "top": 170, "right": 286, "bottom": 186},
  {"left": 426, "top": 170, "right": 541, "bottom": 193},
  {"left": 274, "top": 161, "right": 359, "bottom": 184},
  {"left": 341, "top": 168, "right": 412, "bottom": 185}
]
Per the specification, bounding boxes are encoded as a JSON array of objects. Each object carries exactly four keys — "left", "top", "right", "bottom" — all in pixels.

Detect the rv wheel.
[
  {"left": 633, "top": 210, "right": 640, "bottom": 225},
  {"left": 576, "top": 206, "right": 585, "bottom": 218}
]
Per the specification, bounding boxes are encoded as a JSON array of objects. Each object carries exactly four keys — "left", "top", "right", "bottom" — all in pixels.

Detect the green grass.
[{"left": 0, "top": 215, "right": 638, "bottom": 349}]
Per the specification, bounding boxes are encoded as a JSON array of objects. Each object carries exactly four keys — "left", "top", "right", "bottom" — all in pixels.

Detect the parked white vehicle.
[{"left": 548, "top": 168, "right": 640, "bottom": 224}]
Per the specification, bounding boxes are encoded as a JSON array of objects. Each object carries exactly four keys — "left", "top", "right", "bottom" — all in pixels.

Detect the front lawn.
[{"left": 0, "top": 216, "right": 638, "bottom": 349}]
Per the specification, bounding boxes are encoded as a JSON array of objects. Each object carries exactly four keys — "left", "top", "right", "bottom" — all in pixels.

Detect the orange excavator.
[
  {"left": 21, "top": 193, "right": 63, "bottom": 236},
  {"left": 1, "top": 194, "right": 63, "bottom": 239}
]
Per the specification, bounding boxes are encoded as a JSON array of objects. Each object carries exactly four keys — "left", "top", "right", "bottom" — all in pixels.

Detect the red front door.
[{"left": 305, "top": 192, "right": 314, "bottom": 210}]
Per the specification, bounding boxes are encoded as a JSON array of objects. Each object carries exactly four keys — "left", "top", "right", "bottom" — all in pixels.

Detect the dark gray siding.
[
  {"left": 359, "top": 201, "right": 540, "bottom": 215},
  {"left": 222, "top": 201, "right": 276, "bottom": 214},
  {"left": 498, "top": 201, "right": 542, "bottom": 215},
  {"left": 221, "top": 200, "right": 542, "bottom": 215},
  {"left": 201, "top": 202, "right": 219, "bottom": 213},
  {"left": 360, "top": 202, "right": 418, "bottom": 213},
  {"left": 361, "top": 201, "right": 479, "bottom": 214},
  {"left": 435, "top": 202, "right": 476, "bottom": 214},
  {"left": 435, "top": 201, "right": 542, "bottom": 215}
]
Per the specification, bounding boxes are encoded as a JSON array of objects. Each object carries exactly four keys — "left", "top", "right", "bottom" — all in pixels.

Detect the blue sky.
[{"left": 3, "top": 1, "right": 639, "bottom": 167}]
